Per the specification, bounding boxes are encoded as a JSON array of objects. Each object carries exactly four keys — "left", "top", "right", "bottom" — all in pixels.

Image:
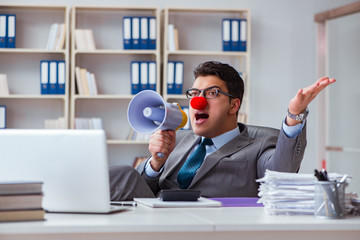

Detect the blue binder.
[
  {"left": 167, "top": 61, "right": 175, "bottom": 94},
  {"left": 123, "top": 17, "right": 132, "bottom": 50},
  {"left": 48, "top": 61, "right": 57, "bottom": 94},
  {"left": 140, "top": 17, "right": 149, "bottom": 49},
  {"left": 40, "top": 60, "right": 49, "bottom": 94},
  {"left": 239, "top": 19, "right": 247, "bottom": 52},
  {"left": 148, "top": 17, "right": 156, "bottom": 50},
  {"left": 231, "top": 19, "right": 239, "bottom": 51},
  {"left": 130, "top": 61, "right": 140, "bottom": 94},
  {"left": 148, "top": 61, "right": 156, "bottom": 91},
  {"left": 56, "top": 61, "right": 66, "bottom": 94},
  {"left": 174, "top": 61, "right": 184, "bottom": 94},
  {"left": 6, "top": 15, "right": 15, "bottom": 48},
  {"left": 0, "top": 105, "right": 6, "bottom": 129},
  {"left": 131, "top": 17, "right": 140, "bottom": 49},
  {"left": 222, "top": 19, "right": 231, "bottom": 51},
  {"left": 140, "top": 61, "right": 149, "bottom": 91},
  {"left": 0, "top": 15, "right": 7, "bottom": 48}
]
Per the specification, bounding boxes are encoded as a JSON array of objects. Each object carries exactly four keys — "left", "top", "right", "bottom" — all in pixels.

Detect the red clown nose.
[{"left": 190, "top": 96, "right": 207, "bottom": 110}]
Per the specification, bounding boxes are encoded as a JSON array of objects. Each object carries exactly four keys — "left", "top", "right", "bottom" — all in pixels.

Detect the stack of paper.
[
  {"left": 257, "top": 170, "right": 317, "bottom": 215},
  {"left": 257, "top": 170, "right": 348, "bottom": 215}
]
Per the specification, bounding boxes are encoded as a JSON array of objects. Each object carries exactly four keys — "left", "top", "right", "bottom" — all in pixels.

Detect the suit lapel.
[
  {"left": 189, "top": 127, "right": 253, "bottom": 188},
  {"left": 161, "top": 133, "right": 200, "bottom": 179}
]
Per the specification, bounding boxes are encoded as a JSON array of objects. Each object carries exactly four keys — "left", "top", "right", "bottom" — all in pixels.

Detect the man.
[{"left": 110, "top": 61, "right": 335, "bottom": 200}]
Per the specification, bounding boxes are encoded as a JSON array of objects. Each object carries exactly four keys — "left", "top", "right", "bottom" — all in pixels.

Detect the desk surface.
[{"left": 1, "top": 205, "right": 360, "bottom": 240}]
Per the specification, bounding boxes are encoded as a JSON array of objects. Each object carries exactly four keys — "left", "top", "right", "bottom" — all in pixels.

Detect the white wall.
[{"left": 6, "top": 0, "right": 359, "bottom": 179}]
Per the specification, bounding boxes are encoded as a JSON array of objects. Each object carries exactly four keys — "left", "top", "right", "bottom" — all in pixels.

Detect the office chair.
[{"left": 247, "top": 125, "right": 280, "bottom": 139}]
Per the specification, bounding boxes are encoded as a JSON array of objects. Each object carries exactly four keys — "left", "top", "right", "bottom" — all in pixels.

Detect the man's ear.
[{"left": 229, "top": 98, "right": 241, "bottom": 114}]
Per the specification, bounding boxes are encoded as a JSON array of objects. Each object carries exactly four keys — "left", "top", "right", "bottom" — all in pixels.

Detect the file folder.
[
  {"left": 0, "top": 15, "right": 7, "bottom": 48},
  {"left": 148, "top": 61, "right": 156, "bottom": 91},
  {"left": 57, "top": 61, "right": 66, "bottom": 94},
  {"left": 140, "top": 61, "right": 148, "bottom": 91},
  {"left": 0, "top": 105, "right": 5, "bottom": 129},
  {"left": 131, "top": 61, "right": 140, "bottom": 94},
  {"left": 231, "top": 19, "right": 239, "bottom": 51},
  {"left": 140, "top": 17, "right": 149, "bottom": 49},
  {"left": 131, "top": 17, "right": 140, "bottom": 49},
  {"left": 148, "top": 17, "right": 156, "bottom": 50},
  {"left": 123, "top": 17, "right": 132, "bottom": 50},
  {"left": 40, "top": 60, "right": 49, "bottom": 94},
  {"left": 239, "top": 19, "right": 247, "bottom": 52},
  {"left": 49, "top": 61, "right": 57, "bottom": 94},
  {"left": 167, "top": 61, "right": 175, "bottom": 94},
  {"left": 222, "top": 19, "right": 231, "bottom": 51},
  {"left": 174, "top": 61, "right": 184, "bottom": 94},
  {"left": 6, "top": 15, "right": 15, "bottom": 48}
]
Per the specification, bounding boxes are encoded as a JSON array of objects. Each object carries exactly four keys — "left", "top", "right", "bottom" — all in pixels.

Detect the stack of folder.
[
  {"left": 222, "top": 18, "right": 246, "bottom": 52},
  {"left": 167, "top": 61, "right": 183, "bottom": 94},
  {"left": 40, "top": 60, "right": 66, "bottom": 95},
  {"left": 123, "top": 16, "right": 156, "bottom": 50},
  {"left": 131, "top": 61, "right": 156, "bottom": 94},
  {"left": 0, "top": 14, "right": 16, "bottom": 48}
]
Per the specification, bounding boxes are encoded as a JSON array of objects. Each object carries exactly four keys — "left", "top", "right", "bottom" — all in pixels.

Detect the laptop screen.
[{"left": 0, "top": 129, "right": 113, "bottom": 213}]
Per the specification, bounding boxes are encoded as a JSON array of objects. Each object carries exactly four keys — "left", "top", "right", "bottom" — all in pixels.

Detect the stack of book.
[
  {"left": 75, "top": 117, "right": 103, "bottom": 129},
  {"left": 0, "top": 73, "right": 9, "bottom": 96},
  {"left": 0, "top": 181, "right": 45, "bottom": 222},
  {"left": 74, "top": 29, "right": 96, "bottom": 51},
  {"left": 126, "top": 128, "right": 151, "bottom": 141},
  {"left": 75, "top": 66, "right": 98, "bottom": 95},
  {"left": 44, "top": 117, "right": 67, "bottom": 129},
  {"left": 167, "top": 24, "right": 179, "bottom": 51},
  {"left": 0, "top": 105, "right": 5, "bottom": 129},
  {"left": 46, "top": 23, "right": 66, "bottom": 50}
]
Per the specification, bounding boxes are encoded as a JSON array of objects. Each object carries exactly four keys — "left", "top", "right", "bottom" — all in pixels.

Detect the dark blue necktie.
[{"left": 177, "top": 138, "right": 213, "bottom": 189}]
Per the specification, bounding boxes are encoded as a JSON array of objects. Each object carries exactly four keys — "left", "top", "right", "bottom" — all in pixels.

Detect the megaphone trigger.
[{"left": 157, "top": 152, "right": 165, "bottom": 158}]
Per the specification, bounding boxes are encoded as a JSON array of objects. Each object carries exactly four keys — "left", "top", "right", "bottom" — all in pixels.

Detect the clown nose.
[{"left": 190, "top": 96, "right": 207, "bottom": 110}]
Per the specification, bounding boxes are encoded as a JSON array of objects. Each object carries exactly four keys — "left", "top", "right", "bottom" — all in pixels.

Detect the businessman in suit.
[{"left": 110, "top": 61, "right": 335, "bottom": 200}]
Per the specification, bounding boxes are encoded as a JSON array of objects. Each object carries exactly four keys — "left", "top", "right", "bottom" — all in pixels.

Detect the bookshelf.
[
  {"left": 0, "top": 4, "right": 70, "bottom": 128},
  {"left": 70, "top": 6, "right": 161, "bottom": 165},
  {"left": 163, "top": 7, "right": 251, "bottom": 123}
]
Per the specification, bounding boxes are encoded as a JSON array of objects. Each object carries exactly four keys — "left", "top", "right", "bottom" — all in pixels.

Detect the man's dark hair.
[{"left": 193, "top": 61, "right": 244, "bottom": 103}]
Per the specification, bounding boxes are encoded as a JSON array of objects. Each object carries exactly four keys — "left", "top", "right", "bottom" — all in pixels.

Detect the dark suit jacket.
[{"left": 137, "top": 122, "right": 306, "bottom": 198}]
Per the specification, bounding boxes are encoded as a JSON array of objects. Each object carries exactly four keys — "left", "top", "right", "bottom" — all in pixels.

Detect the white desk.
[{"left": 0, "top": 205, "right": 359, "bottom": 240}]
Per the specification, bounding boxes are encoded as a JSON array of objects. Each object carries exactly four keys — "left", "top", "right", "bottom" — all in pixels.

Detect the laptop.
[{"left": 0, "top": 129, "right": 128, "bottom": 213}]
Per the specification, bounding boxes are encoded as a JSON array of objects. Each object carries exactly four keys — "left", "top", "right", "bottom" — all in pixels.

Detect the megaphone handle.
[{"left": 157, "top": 152, "right": 165, "bottom": 158}]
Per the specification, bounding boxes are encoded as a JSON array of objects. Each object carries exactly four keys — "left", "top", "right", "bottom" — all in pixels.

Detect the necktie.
[{"left": 177, "top": 138, "right": 213, "bottom": 189}]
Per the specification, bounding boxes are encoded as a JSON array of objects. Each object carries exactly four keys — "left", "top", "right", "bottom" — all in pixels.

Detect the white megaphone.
[{"left": 127, "top": 90, "right": 188, "bottom": 135}]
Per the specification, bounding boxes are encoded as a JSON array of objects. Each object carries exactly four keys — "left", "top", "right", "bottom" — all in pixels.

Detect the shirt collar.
[{"left": 202, "top": 126, "right": 240, "bottom": 150}]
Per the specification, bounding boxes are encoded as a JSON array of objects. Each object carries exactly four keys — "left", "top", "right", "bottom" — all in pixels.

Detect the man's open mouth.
[{"left": 195, "top": 113, "right": 209, "bottom": 121}]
